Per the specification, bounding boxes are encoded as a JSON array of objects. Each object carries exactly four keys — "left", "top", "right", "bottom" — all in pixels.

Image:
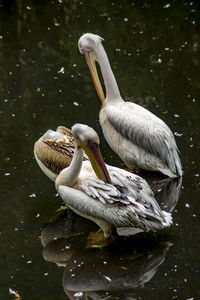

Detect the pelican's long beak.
[
  {"left": 83, "top": 50, "right": 105, "bottom": 103},
  {"left": 78, "top": 140, "right": 111, "bottom": 184}
]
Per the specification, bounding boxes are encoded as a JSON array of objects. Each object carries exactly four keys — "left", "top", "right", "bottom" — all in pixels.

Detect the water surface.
[{"left": 0, "top": 1, "right": 200, "bottom": 299}]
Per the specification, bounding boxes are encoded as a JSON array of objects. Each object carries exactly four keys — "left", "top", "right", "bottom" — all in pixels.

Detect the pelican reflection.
[{"left": 41, "top": 210, "right": 172, "bottom": 299}]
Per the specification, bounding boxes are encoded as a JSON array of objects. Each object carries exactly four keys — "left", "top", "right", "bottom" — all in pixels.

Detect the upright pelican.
[
  {"left": 34, "top": 126, "right": 88, "bottom": 181},
  {"left": 78, "top": 33, "right": 182, "bottom": 178},
  {"left": 56, "top": 123, "right": 172, "bottom": 238}
]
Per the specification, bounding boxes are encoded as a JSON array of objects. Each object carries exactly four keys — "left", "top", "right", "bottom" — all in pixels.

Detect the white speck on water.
[
  {"left": 185, "top": 203, "right": 190, "bottom": 208},
  {"left": 73, "top": 101, "right": 79, "bottom": 106},
  {"left": 74, "top": 292, "right": 83, "bottom": 297},
  {"left": 29, "top": 193, "right": 36, "bottom": 198},
  {"left": 157, "top": 58, "right": 162, "bottom": 63},
  {"left": 174, "top": 132, "right": 182, "bottom": 137},
  {"left": 0, "top": 35, "right": 3, "bottom": 39},
  {"left": 14, "top": 228, "right": 18, "bottom": 231},
  {"left": 36, "top": 213, "right": 40, "bottom": 218},
  {"left": 5, "top": 173, "right": 10, "bottom": 176},
  {"left": 164, "top": 4, "right": 170, "bottom": 8},
  {"left": 44, "top": 272, "right": 48, "bottom": 276},
  {"left": 71, "top": 75, "right": 74, "bottom": 78},
  {"left": 104, "top": 275, "right": 111, "bottom": 282},
  {"left": 71, "top": 274, "right": 75, "bottom": 277},
  {"left": 58, "top": 67, "right": 65, "bottom": 74},
  {"left": 73, "top": 64, "right": 77, "bottom": 67},
  {"left": 27, "top": 260, "right": 32, "bottom": 264},
  {"left": 174, "top": 114, "right": 179, "bottom": 118},
  {"left": 157, "top": 188, "right": 162, "bottom": 193},
  {"left": 11, "top": 114, "right": 15, "bottom": 117},
  {"left": 124, "top": 18, "right": 128, "bottom": 22},
  {"left": 165, "top": 47, "right": 170, "bottom": 51},
  {"left": 4, "top": 99, "right": 8, "bottom": 102},
  {"left": 192, "top": 214, "right": 196, "bottom": 217},
  {"left": 194, "top": 173, "right": 199, "bottom": 177},
  {"left": 9, "top": 288, "right": 19, "bottom": 296},
  {"left": 103, "top": 261, "right": 107, "bottom": 264},
  {"left": 26, "top": 6, "right": 31, "bottom": 10}
]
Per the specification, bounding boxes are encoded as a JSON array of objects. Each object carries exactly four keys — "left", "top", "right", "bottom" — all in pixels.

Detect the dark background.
[{"left": 0, "top": 1, "right": 199, "bottom": 299}]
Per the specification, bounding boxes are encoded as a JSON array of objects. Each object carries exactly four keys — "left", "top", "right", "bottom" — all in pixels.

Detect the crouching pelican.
[
  {"left": 55, "top": 123, "right": 172, "bottom": 238},
  {"left": 78, "top": 33, "right": 183, "bottom": 178},
  {"left": 34, "top": 125, "right": 88, "bottom": 181}
]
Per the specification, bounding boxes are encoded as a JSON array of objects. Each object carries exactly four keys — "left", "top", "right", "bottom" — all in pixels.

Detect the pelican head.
[
  {"left": 78, "top": 33, "right": 105, "bottom": 103},
  {"left": 72, "top": 123, "right": 111, "bottom": 183}
]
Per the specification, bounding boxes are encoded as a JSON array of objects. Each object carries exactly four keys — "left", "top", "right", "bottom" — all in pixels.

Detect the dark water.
[{"left": 0, "top": 1, "right": 200, "bottom": 299}]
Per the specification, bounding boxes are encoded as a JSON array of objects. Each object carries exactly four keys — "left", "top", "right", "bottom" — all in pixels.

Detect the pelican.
[
  {"left": 78, "top": 33, "right": 183, "bottom": 178},
  {"left": 55, "top": 123, "right": 172, "bottom": 238},
  {"left": 34, "top": 125, "right": 88, "bottom": 181}
]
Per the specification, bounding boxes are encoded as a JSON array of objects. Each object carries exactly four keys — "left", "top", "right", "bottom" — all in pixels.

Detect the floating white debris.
[
  {"left": 74, "top": 292, "right": 83, "bottom": 297},
  {"left": 9, "top": 288, "right": 20, "bottom": 297},
  {"left": 27, "top": 260, "right": 32, "bottom": 264},
  {"left": 58, "top": 67, "right": 65, "bottom": 74},
  {"left": 29, "top": 193, "right": 36, "bottom": 198},
  {"left": 104, "top": 275, "right": 111, "bottom": 282},
  {"left": 174, "top": 114, "right": 179, "bottom": 118},
  {"left": 44, "top": 272, "right": 48, "bottom": 276},
  {"left": 164, "top": 4, "right": 171, "bottom": 8},
  {"left": 174, "top": 132, "right": 182, "bottom": 137},
  {"left": 124, "top": 18, "right": 128, "bottom": 22},
  {"left": 73, "top": 101, "right": 79, "bottom": 106},
  {"left": 5, "top": 173, "right": 10, "bottom": 176},
  {"left": 185, "top": 203, "right": 190, "bottom": 208}
]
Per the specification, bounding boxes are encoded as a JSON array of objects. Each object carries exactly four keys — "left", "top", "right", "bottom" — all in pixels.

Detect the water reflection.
[
  {"left": 148, "top": 176, "right": 182, "bottom": 213},
  {"left": 41, "top": 210, "right": 172, "bottom": 299}
]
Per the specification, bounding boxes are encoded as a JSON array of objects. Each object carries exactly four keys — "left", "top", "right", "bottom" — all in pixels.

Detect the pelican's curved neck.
[
  {"left": 56, "top": 146, "right": 83, "bottom": 188},
  {"left": 96, "top": 43, "right": 123, "bottom": 103}
]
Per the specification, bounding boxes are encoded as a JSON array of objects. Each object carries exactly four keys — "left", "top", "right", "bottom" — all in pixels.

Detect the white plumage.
[
  {"left": 56, "top": 123, "right": 172, "bottom": 238},
  {"left": 78, "top": 33, "right": 182, "bottom": 178}
]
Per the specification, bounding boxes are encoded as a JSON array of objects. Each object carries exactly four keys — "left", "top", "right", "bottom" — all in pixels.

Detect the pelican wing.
[
  {"left": 106, "top": 103, "right": 182, "bottom": 175},
  {"left": 77, "top": 173, "right": 171, "bottom": 230},
  {"left": 108, "top": 166, "right": 165, "bottom": 217},
  {"left": 79, "top": 177, "right": 121, "bottom": 204},
  {"left": 43, "top": 139, "right": 75, "bottom": 158}
]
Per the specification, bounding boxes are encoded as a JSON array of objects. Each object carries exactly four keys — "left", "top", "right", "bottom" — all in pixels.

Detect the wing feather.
[{"left": 106, "top": 103, "right": 182, "bottom": 175}]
